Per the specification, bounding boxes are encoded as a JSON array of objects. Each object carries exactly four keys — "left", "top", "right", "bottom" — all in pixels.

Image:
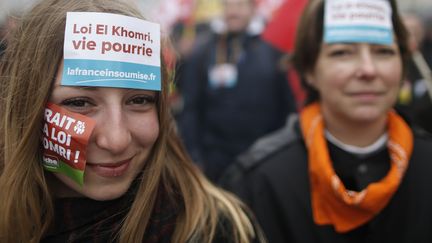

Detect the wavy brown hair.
[{"left": 0, "top": 0, "right": 262, "bottom": 242}]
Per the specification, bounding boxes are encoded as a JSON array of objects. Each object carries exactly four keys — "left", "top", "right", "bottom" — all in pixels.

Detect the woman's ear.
[{"left": 305, "top": 71, "right": 316, "bottom": 88}]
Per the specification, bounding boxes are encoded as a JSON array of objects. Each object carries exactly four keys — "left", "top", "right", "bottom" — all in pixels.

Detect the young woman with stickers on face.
[
  {"left": 221, "top": 0, "right": 432, "bottom": 242},
  {"left": 0, "top": 0, "right": 266, "bottom": 242}
]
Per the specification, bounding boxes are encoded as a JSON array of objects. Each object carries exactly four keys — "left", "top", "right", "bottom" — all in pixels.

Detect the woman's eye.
[
  {"left": 61, "top": 98, "right": 93, "bottom": 110},
  {"left": 329, "top": 49, "right": 352, "bottom": 57},
  {"left": 127, "top": 95, "right": 156, "bottom": 106},
  {"left": 375, "top": 47, "right": 397, "bottom": 56}
]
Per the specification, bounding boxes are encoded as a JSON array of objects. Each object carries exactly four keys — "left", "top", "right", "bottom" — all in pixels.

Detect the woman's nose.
[
  {"left": 94, "top": 108, "right": 131, "bottom": 154},
  {"left": 356, "top": 48, "right": 377, "bottom": 80}
]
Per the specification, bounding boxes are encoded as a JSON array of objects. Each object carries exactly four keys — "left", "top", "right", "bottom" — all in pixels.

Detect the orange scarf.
[{"left": 300, "top": 103, "right": 413, "bottom": 232}]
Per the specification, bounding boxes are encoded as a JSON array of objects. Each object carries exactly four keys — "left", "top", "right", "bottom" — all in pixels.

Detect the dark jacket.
[
  {"left": 41, "top": 182, "right": 265, "bottom": 243},
  {"left": 41, "top": 183, "right": 178, "bottom": 243},
  {"left": 177, "top": 30, "right": 295, "bottom": 181},
  {"left": 221, "top": 114, "right": 432, "bottom": 243}
]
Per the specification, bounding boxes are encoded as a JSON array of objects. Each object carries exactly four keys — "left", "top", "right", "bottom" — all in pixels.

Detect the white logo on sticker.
[{"left": 74, "top": 121, "right": 86, "bottom": 135}]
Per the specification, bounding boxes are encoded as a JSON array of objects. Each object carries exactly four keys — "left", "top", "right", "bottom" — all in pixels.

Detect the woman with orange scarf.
[{"left": 221, "top": 0, "right": 432, "bottom": 242}]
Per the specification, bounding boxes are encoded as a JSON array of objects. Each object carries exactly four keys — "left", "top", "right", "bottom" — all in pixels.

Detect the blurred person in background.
[
  {"left": 167, "top": 0, "right": 222, "bottom": 116},
  {"left": 221, "top": 0, "right": 432, "bottom": 242},
  {"left": 177, "top": 0, "right": 295, "bottom": 182},
  {"left": 0, "top": 15, "right": 18, "bottom": 57},
  {"left": 397, "top": 12, "right": 432, "bottom": 133},
  {"left": 422, "top": 14, "right": 432, "bottom": 65}
]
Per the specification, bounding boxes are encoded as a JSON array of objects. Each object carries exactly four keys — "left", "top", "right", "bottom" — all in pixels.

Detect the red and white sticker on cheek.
[{"left": 42, "top": 103, "right": 96, "bottom": 186}]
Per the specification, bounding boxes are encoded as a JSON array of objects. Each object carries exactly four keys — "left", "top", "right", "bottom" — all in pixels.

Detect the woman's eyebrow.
[
  {"left": 77, "top": 86, "right": 98, "bottom": 91},
  {"left": 53, "top": 84, "right": 99, "bottom": 91}
]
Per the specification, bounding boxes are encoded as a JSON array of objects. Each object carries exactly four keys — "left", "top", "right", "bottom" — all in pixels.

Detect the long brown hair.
[{"left": 0, "top": 0, "right": 260, "bottom": 242}]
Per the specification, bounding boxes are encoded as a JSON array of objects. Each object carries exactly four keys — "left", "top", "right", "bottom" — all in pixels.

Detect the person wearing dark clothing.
[
  {"left": 221, "top": 0, "right": 432, "bottom": 242},
  {"left": 177, "top": 0, "right": 295, "bottom": 181},
  {"left": 221, "top": 114, "right": 432, "bottom": 243},
  {"left": 41, "top": 183, "right": 179, "bottom": 243},
  {"left": 42, "top": 181, "right": 263, "bottom": 243},
  {"left": 397, "top": 13, "right": 432, "bottom": 134},
  {"left": 0, "top": 0, "right": 266, "bottom": 242}
]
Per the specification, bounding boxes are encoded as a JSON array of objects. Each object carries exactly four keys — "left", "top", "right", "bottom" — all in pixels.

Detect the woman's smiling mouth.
[{"left": 86, "top": 159, "right": 132, "bottom": 177}]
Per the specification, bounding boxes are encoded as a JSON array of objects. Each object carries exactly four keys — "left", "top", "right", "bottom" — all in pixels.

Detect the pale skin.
[
  {"left": 306, "top": 42, "right": 403, "bottom": 147},
  {"left": 48, "top": 66, "right": 159, "bottom": 201}
]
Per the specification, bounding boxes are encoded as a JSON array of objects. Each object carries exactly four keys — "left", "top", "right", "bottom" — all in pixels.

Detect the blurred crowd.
[
  {"left": 2, "top": 0, "right": 432, "bottom": 182},
  {"left": 165, "top": 0, "right": 432, "bottom": 182}
]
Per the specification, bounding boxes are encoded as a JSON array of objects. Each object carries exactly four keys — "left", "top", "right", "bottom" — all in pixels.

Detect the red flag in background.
[
  {"left": 262, "top": 0, "right": 308, "bottom": 52},
  {"left": 262, "top": 0, "right": 308, "bottom": 110},
  {"left": 255, "top": 0, "right": 284, "bottom": 20}
]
